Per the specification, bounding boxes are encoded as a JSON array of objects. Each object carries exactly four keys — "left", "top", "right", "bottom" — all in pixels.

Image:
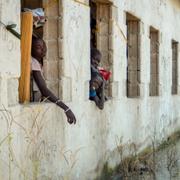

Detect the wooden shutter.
[{"left": 19, "top": 12, "right": 33, "bottom": 103}]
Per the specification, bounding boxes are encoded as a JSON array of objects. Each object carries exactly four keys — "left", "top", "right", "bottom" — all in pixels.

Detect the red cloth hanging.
[{"left": 98, "top": 67, "right": 111, "bottom": 81}]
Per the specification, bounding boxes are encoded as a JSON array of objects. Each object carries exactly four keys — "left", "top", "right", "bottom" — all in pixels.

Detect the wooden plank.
[{"left": 19, "top": 12, "right": 33, "bottom": 103}]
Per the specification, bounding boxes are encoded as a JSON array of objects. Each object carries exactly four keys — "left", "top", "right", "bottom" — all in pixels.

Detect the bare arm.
[{"left": 32, "top": 71, "right": 76, "bottom": 124}]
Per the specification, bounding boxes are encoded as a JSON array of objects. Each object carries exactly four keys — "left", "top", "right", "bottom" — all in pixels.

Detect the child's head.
[
  {"left": 31, "top": 36, "right": 47, "bottom": 60},
  {"left": 90, "top": 73, "right": 103, "bottom": 90},
  {"left": 91, "top": 48, "right": 102, "bottom": 68}
]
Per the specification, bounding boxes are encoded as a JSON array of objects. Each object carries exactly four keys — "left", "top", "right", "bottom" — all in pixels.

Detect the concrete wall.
[
  {"left": 0, "top": 0, "right": 20, "bottom": 107},
  {"left": 0, "top": 0, "right": 180, "bottom": 179}
]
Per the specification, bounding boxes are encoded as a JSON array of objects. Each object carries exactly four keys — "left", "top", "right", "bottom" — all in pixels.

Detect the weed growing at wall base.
[{"left": 97, "top": 131, "right": 180, "bottom": 180}]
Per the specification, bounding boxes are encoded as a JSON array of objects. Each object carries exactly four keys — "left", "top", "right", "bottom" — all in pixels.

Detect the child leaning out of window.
[
  {"left": 31, "top": 36, "right": 76, "bottom": 124},
  {"left": 89, "top": 72, "right": 105, "bottom": 110}
]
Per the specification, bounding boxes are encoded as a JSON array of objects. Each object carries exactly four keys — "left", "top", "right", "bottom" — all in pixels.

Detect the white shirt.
[{"left": 31, "top": 57, "right": 44, "bottom": 101}]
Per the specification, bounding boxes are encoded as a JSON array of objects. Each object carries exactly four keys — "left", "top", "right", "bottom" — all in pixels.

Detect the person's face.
[
  {"left": 32, "top": 40, "right": 47, "bottom": 59},
  {"left": 90, "top": 78, "right": 102, "bottom": 90},
  {"left": 91, "top": 54, "right": 101, "bottom": 68}
]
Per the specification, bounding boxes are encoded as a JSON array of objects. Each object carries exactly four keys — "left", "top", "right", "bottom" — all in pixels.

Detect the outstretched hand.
[{"left": 65, "top": 109, "right": 76, "bottom": 124}]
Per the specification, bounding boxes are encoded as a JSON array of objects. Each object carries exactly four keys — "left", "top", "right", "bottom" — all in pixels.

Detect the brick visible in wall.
[
  {"left": 44, "top": 18, "right": 58, "bottom": 40},
  {"left": 43, "top": 0, "right": 60, "bottom": 97},
  {"left": 126, "top": 13, "right": 140, "bottom": 97},
  {"left": 90, "top": 1, "right": 113, "bottom": 97},
  {"left": 43, "top": 60, "right": 59, "bottom": 81},
  {"left": 43, "top": 0, "right": 59, "bottom": 17},
  {"left": 21, "top": 0, "right": 61, "bottom": 98},
  {"left": 171, "top": 40, "right": 178, "bottom": 94},
  {"left": 149, "top": 27, "right": 159, "bottom": 96},
  {"left": 96, "top": 2, "right": 111, "bottom": 70},
  {"left": 46, "top": 40, "right": 58, "bottom": 60}
]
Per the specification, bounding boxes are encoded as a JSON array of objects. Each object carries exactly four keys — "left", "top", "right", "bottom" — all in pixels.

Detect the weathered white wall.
[
  {"left": 0, "top": 0, "right": 20, "bottom": 107},
  {"left": 0, "top": 0, "right": 180, "bottom": 179}
]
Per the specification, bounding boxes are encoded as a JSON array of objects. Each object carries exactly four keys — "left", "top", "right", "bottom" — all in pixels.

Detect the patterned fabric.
[{"left": 23, "top": 8, "right": 46, "bottom": 28}]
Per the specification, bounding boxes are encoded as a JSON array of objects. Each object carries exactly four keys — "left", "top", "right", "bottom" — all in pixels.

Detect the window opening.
[
  {"left": 126, "top": 13, "right": 140, "bottom": 97},
  {"left": 171, "top": 40, "right": 178, "bottom": 95},
  {"left": 20, "top": 0, "right": 60, "bottom": 102},
  {"left": 149, "top": 27, "right": 159, "bottom": 96},
  {"left": 90, "top": 0, "right": 113, "bottom": 109}
]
